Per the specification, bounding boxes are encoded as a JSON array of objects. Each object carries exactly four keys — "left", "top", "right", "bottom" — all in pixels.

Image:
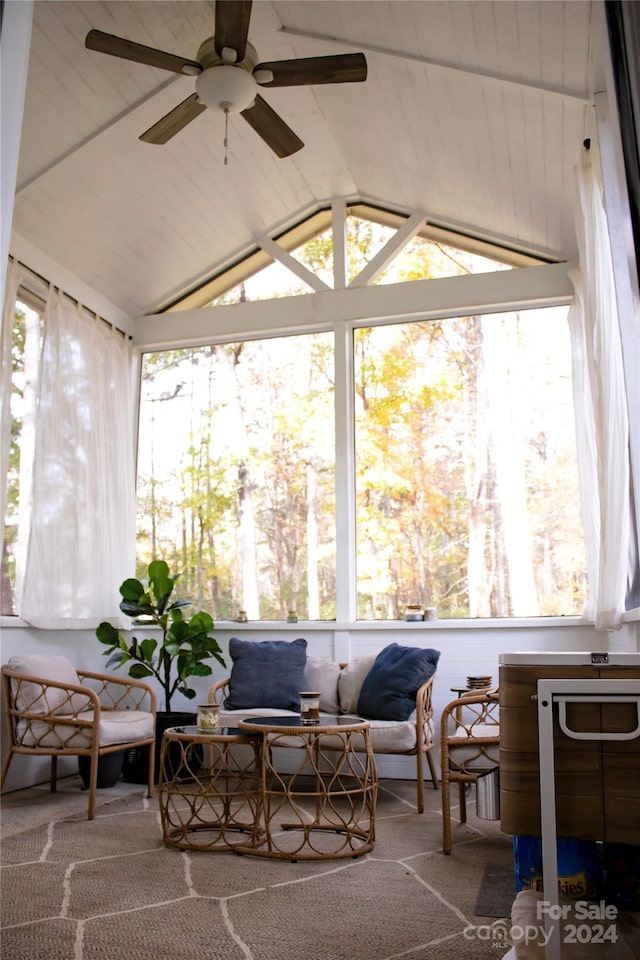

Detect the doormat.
[{"left": 474, "top": 862, "right": 517, "bottom": 918}]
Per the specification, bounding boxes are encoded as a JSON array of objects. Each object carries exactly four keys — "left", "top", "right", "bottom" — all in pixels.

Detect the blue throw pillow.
[
  {"left": 223, "top": 637, "right": 308, "bottom": 711},
  {"left": 357, "top": 644, "right": 440, "bottom": 721}
]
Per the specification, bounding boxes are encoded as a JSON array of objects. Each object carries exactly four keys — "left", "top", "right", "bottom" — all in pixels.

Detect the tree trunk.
[
  {"left": 463, "top": 316, "right": 492, "bottom": 617},
  {"left": 306, "top": 460, "right": 320, "bottom": 619}
]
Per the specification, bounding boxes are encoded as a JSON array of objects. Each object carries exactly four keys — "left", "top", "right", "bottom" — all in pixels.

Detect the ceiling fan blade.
[
  {"left": 214, "top": 0, "right": 253, "bottom": 61},
  {"left": 139, "top": 94, "right": 207, "bottom": 144},
  {"left": 255, "top": 52, "right": 367, "bottom": 87},
  {"left": 241, "top": 95, "right": 304, "bottom": 159},
  {"left": 85, "top": 29, "right": 203, "bottom": 76}
]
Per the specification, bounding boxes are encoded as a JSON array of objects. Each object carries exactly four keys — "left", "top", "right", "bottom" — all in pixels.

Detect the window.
[
  {"left": 354, "top": 308, "right": 586, "bottom": 618},
  {"left": 137, "top": 333, "right": 335, "bottom": 620},
  {"left": 166, "top": 202, "right": 546, "bottom": 312},
  {"left": 2, "top": 297, "right": 43, "bottom": 616},
  {"left": 133, "top": 209, "right": 585, "bottom": 621},
  {"left": 136, "top": 305, "right": 586, "bottom": 621}
]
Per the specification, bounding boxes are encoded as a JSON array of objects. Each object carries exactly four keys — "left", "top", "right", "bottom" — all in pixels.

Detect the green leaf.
[
  {"left": 148, "top": 560, "right": 174, "bottom": 613},
  {"left": 189, "top": 610, "right": 214, "bottom": 632},
  {"left": 119, "top": 578, "right": 145, "bottom": 602},
  {"left": 128, "top": 663, "right": 154, "bottom": 679},
  {"left": 148, "top": 560, "right": 170, "bottom": 581},
  {"left": 189, "top": 662, "right": 213, "bottom": 678},
  {"left": 163, "top": 638, "right": 181, "bottom": 657},
  {"left": 120, "top": 599, "right": 155, "bottom": 618},
  {"left": 168, "top": 600, "right": 190, "bottom": 613},
  {"left": 95, "top": 621, "right": 120, "bottom": 646},
  {"left": 166, "top": 619, "right": 190, "bottom": 644},
  {"left": 139, "top": 637, "right": 157, "bottom": 662}
]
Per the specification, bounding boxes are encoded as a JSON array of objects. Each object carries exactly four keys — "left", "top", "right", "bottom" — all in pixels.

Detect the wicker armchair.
[
  {"left": 440, "top": 687, "right": 500, "bottom": 854},
  {"left": 1, "top": 654, "right": 156, "bottom": 819}
]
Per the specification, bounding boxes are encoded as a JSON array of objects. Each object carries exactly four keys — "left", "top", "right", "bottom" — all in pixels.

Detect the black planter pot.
[
  {"left": 78, "top": 751, "right": 125, "bottom": 789},
  {"left": 121, "top": 711, "right": 201, "bottom": 785}
]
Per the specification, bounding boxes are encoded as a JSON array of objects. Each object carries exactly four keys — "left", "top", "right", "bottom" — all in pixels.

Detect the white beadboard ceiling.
[{"left": 11, "top": 0, "right": 596, "bottom": 320}]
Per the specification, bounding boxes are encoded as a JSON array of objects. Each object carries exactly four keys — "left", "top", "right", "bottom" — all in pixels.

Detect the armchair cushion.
[
  {"left": 357, "top": 644, "right": 441, "bottom": 721},
  {"left": 8, "top": 654, "right": 86, "bottom": 715},
  {"left": 17, "top": 710, "right": 154, "bottom": 749},
  {"left": 223, "top": 637, "right": 308, "bottom": 712}
]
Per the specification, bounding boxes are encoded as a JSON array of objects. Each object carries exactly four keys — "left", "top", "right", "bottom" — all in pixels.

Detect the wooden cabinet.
[{"left": 499, "top": 653, "right": 640, "bottom": 843}]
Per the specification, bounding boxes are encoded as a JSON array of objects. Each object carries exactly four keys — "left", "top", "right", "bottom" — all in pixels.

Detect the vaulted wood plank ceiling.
[{"left": 11, "top": 1, "right": 595, "bottom": 321}]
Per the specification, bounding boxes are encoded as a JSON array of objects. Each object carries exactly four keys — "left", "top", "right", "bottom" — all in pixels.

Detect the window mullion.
[{"left": 334, "top": 320, "right": 356, "bottom": 622}]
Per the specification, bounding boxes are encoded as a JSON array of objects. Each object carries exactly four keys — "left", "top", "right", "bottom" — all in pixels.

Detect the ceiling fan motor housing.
[{"left": 196, "top": 36, "right": 258, "bottom": 71}]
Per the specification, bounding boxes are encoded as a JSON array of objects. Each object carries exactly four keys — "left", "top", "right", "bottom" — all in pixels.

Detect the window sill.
[{"left": 0, "top": 614, "right": 592, "bottom": 631}]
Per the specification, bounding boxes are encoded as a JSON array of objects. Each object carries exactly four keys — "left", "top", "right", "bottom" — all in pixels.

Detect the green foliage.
[{"left": 95, "top": 559, "right": 226, "bottom": 711}]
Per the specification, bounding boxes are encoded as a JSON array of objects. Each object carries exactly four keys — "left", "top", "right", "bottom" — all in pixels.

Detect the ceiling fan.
[{"left": 85, "top": 0, "right": 367, "bottom": 159}]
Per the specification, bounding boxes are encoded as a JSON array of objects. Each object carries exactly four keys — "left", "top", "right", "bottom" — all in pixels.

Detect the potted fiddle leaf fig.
[{"left": 96, "top": 559, "right": 226, "bottom": 782}]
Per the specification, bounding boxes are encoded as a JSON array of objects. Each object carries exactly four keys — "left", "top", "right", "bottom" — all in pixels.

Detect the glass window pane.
[
  {"left": 354, "top": 307, "right": 586, "bottom": 619},
  {"left": 137, "top": 333, "right": 335, "bottom": 620},
  {"left": 377, "top": 236, "right": 513, "bottom": 284},
  {"left": 2, "top": 298, "right": 43, "bottom": 616}
]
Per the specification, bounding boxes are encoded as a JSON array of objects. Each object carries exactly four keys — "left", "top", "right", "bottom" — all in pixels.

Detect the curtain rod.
[{"left": 9, "top": 256, "right": 131, "bottom": 341}]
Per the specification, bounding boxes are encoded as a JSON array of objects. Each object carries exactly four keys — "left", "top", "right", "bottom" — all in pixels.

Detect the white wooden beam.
[
  {"left": 256, "top": 233, "right": 332, "bottom": 293},
  {"left": 349, "top": 211, "right": 427, "bottom": 287},
  {"left": 280, "top": 28, "right": 591, "bottom": 105},
  {"left": 332, "top": 199, "right": 347, "bottom": 290},
  {"left": 134, "top": 261, "right": 574, "bottom": 350}
]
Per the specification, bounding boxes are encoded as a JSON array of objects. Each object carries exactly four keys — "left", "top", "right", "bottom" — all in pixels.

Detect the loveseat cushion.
[
  {"left": 305, "top": 656, "right": 341, "bottom": 713},
  {"left": 365, "top": 717, "right": 418, "bottom": 752},
  {"left": 223, "top": 637, "right": 308, "bottom": 712},
  {"left": 357, "top": 644, "right": 440, "bottom": 721},
  {"left": 338, "top": 655, "right": 377, "bottom": 713}
]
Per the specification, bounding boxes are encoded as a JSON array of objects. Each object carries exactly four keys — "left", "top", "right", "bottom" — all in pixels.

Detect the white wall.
[{"left": 3, "top": 617, "right": 635, "bottom": 792}]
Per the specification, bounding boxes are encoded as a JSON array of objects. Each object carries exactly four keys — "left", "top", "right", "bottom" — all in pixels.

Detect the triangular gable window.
[{"left": 165, "top": 203, "right": 552, "bottom": 312}]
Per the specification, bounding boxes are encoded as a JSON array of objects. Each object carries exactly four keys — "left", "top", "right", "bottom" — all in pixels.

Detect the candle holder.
[
  {"left": 197, "top": 703, "right": 220, "bottom": 732},
  {"left": 298, "top": 692, "right": 321, "bottom": 724}
]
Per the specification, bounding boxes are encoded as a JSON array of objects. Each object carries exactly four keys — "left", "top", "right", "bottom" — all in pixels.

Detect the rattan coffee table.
[
  {"left": 236, "top": 715, "right": 377, "bottom": 861},
  {"left": 158, "top": 725, "right": 262, "bottom": 852}
]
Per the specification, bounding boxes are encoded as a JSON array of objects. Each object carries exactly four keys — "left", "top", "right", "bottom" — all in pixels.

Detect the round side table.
[
  {"left": 236, "top": 715, "right": 377, "bottom": 861},
  {"left": 158, "top": 725, "right": 262, "bottom": 852}
]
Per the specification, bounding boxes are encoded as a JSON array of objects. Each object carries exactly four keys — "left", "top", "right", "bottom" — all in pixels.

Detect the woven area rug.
[{"left": 1, "top": 779, "right": 514, "bottom": 960}]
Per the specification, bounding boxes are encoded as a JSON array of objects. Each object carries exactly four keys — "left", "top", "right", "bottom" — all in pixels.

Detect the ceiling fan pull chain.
[{"left": 224, "top": 108, "right": 229, "bottom": 166}]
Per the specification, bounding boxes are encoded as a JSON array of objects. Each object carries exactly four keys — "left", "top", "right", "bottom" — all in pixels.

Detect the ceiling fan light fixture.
[{"left": 195, "top": 64, "right": 257, "bottom": 113}]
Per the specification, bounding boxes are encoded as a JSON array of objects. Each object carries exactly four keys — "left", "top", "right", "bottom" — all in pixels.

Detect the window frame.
[{"left": 134, "top": 258, "right": 576, "bottom": 623}]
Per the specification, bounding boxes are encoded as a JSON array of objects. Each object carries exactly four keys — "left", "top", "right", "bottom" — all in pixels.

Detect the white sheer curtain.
[
  {"left": 16, "top": 286, "right": 137, "bottom": 626},
  {"left": 568, "top": 160, "right": 630, "bottom": 630}
]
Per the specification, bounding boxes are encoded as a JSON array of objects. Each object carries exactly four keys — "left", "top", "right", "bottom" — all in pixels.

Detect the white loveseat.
[{"left": 209, "top": 651, "right": 439, "bottom": 812}]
